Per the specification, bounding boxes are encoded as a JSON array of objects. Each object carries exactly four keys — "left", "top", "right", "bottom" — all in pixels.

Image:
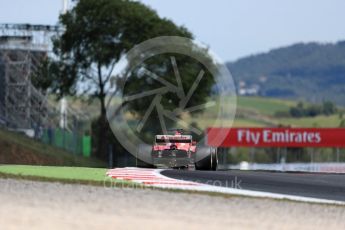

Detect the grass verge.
[{"left": 0, "top": 165, "right": 134, "bottom": 187}]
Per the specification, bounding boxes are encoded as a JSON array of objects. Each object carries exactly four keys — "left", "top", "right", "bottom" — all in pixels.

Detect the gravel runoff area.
[{"left": 1, "top": 179, "right": 345, "bottom": 230}]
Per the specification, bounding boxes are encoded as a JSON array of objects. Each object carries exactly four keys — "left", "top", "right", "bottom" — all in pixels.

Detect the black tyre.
[
  {"left": 136, "top": 144, "right": 154, "bottom": 168},
  {"left": 195, "top": 146, "right": 218, "bottom": 171}
]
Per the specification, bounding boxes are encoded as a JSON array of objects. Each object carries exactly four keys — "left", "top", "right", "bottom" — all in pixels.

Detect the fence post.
[
  {"left": 277, "top": 147, "right": 281, "bottom": 164},
  {"left": 310, "top": 148, "right": 314, "bottom": 163}
]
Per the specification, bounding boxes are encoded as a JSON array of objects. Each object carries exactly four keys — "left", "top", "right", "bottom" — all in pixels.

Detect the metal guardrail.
[{"left": 226, "top": 162, "right": 345, "bottom": 173}]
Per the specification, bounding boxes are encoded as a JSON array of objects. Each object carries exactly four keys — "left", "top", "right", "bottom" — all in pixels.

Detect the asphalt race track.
[{"left": 161, "top": 170, "right": 345, "bottom": 201}]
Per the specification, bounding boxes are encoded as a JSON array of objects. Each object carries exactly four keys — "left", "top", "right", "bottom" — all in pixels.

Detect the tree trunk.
[
  {"left": 95, "top": 65, "right": 109, "bottom": 161},
  {"left": 96, "top": 95, "right": 108, "bottom": 161}
]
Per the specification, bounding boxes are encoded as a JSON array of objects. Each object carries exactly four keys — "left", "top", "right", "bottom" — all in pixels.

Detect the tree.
[
  {"left": 289, "top": 106, "right": 304, "bottom": 118},
  {"left": 39, "top": 0, "right": 214, "bottom": 160},
  {"left": 286, "top": 101, "right": 337, "bottom": 118},
  {"left": 122, "top": 52, "right": 216, "bottom": 140},
  {"left": 305, "top": 104, "right": 322, "bottom": 117},
  {"left": 322, "top": 101, "right": 337, "bottom": 115}
]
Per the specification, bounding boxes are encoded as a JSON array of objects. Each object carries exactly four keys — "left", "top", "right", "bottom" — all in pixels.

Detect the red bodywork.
[{"left": 152, "top": 131, "right": 196, "bottom": 153}]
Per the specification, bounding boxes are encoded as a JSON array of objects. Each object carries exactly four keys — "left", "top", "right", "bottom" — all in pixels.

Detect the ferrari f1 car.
[{"left": 138, "top": 129, "right": 218, "bottom": 170}]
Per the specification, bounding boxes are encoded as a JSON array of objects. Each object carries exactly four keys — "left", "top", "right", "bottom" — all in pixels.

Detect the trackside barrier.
[
  {"left": 207, "top": 128, "right": 345, "bottom": 147},
  {"left": 41, "top": 128, "right": 91, "bottom": 156},
  {"left": 208, "top": 128, "right": 345, "bottom": 173},
  {"left": 228, "top": 162, "right": 345, "bottom": 174}
]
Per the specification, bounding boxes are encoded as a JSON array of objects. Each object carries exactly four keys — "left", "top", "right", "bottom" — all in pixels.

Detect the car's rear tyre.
[
  {"left": 136, "top": 144, "right": 154, "bottom": 168},
  {"left": 195, "top": 147, "right": 218, "bottom": 171}
]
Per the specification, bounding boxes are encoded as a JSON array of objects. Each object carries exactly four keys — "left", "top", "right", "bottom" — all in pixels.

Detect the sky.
[{"left": 0, "top": 0, "right": 345, "bottom": 61}]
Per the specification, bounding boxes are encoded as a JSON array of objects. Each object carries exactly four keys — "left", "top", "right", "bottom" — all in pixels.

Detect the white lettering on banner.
[
  {"left": 237, "top": 129, "right": 322, "bottom": 144},
  {"left": 237, "top": 129, "right": 260, "bottom": 144},
  {"left": 263, "top": 130, "right": 270, "bottom": 143},
  {"left": 251, "top": 132, "right": 260, "bottom": 145}
]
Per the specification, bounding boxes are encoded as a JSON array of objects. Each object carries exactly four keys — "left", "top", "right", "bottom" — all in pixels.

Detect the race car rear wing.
[{"left": 155, "top": 135, "right": 192, "bottom": 143}]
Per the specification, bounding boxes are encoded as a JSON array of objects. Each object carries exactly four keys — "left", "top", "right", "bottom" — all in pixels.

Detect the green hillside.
[
  {"left": 227, "top": 41, "right": 345, "bottom": 105},
  {"left": 234, "top": 96, "right": 344, "bottom": 128},
  {"left": 237, "top": 96, "right": 294, "bottom": 116},
  {"left": 123, "top": 96, "right": 343, "bottom": 129}
]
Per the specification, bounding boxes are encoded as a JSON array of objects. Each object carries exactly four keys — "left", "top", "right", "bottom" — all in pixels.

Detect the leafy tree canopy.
[{"left": 33, "top": 0, "right": 217, "bottom": 159}]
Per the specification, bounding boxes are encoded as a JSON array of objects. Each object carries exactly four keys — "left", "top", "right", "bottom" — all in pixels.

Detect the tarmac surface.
[{"left": 161, "top": 170, "right": 345, "bottom": 201}]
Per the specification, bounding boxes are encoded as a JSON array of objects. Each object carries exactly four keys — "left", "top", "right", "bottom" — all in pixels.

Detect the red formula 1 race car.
[{"left": 149, "top": 129, "right": 218, "bottom": 170}]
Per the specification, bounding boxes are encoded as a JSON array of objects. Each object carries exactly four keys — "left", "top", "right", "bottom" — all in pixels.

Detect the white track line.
[{"left": 106, "top": 168, "right": 345, "bottom": 205}]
